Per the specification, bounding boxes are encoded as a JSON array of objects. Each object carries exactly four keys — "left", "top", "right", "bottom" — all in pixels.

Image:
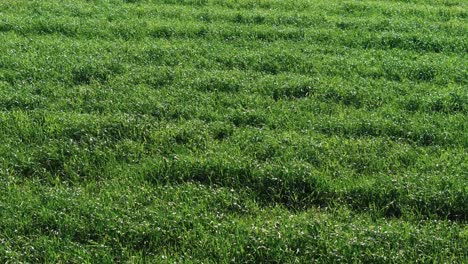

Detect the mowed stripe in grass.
[{"left": 0, "top": 0, "right": 467, "bottom": 262}]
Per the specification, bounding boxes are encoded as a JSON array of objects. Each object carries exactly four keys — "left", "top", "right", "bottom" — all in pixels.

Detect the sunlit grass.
[{"left": 0, "top": 0, "right": 467, "bottom": 262}]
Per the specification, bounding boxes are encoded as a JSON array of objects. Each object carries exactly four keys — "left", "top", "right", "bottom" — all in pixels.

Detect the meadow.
[{"left": 0, "top": 0, "right": 467, "bottom": 262}]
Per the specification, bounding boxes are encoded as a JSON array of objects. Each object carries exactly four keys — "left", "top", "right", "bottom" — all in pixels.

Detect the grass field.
[{"left": 0, "top": 0, "right": 467, "bottom": 262}]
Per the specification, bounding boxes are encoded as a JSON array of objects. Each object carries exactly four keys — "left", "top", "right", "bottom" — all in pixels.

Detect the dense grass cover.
[{"left": 0, "top": 0, "right": 467, "bottom": 262}]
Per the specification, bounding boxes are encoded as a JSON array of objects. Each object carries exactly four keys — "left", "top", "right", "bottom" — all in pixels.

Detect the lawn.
[{"left": 0, "top": 0, "right": 467, "bottom": 262}]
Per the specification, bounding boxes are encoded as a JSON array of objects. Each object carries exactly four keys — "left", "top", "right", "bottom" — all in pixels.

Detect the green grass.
[{"left": 0, "top": 0, "right": 467, "bottom": 262}]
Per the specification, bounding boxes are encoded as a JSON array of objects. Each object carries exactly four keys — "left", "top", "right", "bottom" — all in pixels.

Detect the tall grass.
[{"left": 0, "top": 0, "right": 467, "bottom": 262}]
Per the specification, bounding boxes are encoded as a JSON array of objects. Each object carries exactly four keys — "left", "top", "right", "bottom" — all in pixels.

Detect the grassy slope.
[{"left": 0, "top": 0, "right": 467, "bottom": 262}]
